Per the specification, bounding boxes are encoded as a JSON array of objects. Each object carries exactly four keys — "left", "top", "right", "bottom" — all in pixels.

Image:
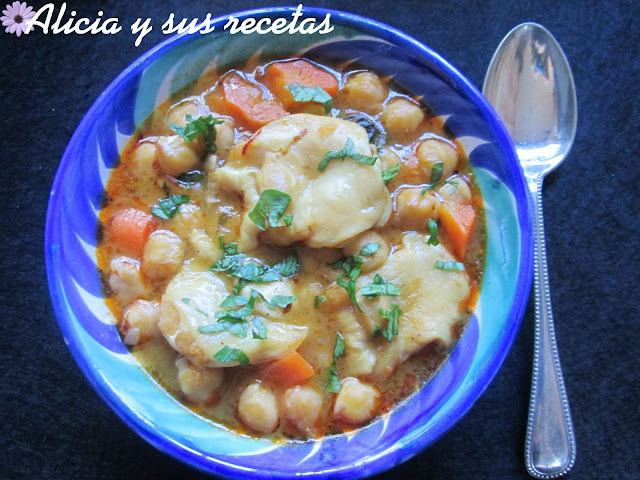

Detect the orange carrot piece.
[
  {"left": 261, "top": 351, "right": 315, "bottom": 388},
  {"left": 262, "top": 59, "right": 338, "bottom": 110},
  {"left": 221, "top": 72, "right": 288, "bottom": 130},
  {"left": 439, "top": 203, "right": 476, "bottom": 259},
  {"left": 106, "top": 208, "right": 157, "bottom": 258}
]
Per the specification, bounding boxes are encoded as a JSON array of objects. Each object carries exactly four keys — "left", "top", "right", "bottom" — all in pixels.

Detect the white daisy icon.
[{"left": 1, "top": 1, "right": 35, "bottom": 37}]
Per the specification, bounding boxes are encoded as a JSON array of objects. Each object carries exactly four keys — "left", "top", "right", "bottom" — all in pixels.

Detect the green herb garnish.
[
  {"left": 176, "top": 171, "right": 205, "bottom": 185},
  {"left": 361, "top": 274, "right": 401, "bottom": 298},
  {"left": 260, "top": 294, "right": 296, "bottom": 309},
  {"left": 318, "top": 138, "right": 377, "bottom": 172},
  {"left": 151, "top": 184, "right": 189, "bottom": 220},
  {"left": 359, "top": 243, "right": 380, "bottom": 256},
  {"left": 212, "top": 240, "right": 300, "bottom": 294},
  {"left": 314, "top": 295, "right": 327, "bottom": 308},
  {"left": 271, "top": 254, "right": 300, "bottom": 278},
  {"left": 199, "top": 289, "right": 295, "bottom": 339},
  {"left": 381, "top": 163, "right": 400, "bottom": 185},
  {"left": 419, "top": 162, "right": 447, "bottom": 195},
  {"left": 434, "top": 260, "right": 465, "bottom": 271},
  {"left": 210, "top": 240, "right": 246, "bottom": 273},
  {"left": 326, "top": 333, "right": 346, "bottom": 393},
  {"left": 248, "top": 189, "right": 293, "bottom": 230},
  {"left": 285, "top": 83, "right": 333, "bottom": 114},
  {"left": 170, "top": 114, "right": 224, "bottom": 155},
  {"left": 251, "top": 317, "right": 267, "bottom": 339},
  {"left": 219, "top": 295, "right": 251, "bottom": 308},
  {"left": 214, "top": 346, "right": 250, "bottom": 367},
  {"left": 330, "top": 255, "right": 364, "bottom": 311},
  {"left": 426, "top": 219, "right": 440, "bottom": 246},
  {"left": 431, "top": 161, "right": 444, "bottom": 183},
  {"left": 375, "top": 304, "right": 402, "bottom": 342}
]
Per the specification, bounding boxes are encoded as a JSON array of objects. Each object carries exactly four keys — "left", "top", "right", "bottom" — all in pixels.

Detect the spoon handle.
[{"left": 525, "top": 175, "right": 576, "bottom": 478}]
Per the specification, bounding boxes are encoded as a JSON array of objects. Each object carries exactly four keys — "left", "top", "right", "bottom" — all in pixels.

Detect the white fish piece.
[
  {"left": 221, "top": 114, "right": 392, "bottom": 249},
  {"left": 159, "top": 270, "right": 307, "bottom": 367},
  {"left": 356, "top": 232, "right": 471, "bottom": 380}
]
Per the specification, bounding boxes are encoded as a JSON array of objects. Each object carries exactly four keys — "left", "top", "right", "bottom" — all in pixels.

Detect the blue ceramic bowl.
[{"left": 45, "top": 6, "right": 532, "bottom": 479}]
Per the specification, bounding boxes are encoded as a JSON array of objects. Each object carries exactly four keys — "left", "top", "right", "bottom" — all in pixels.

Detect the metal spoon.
[{"left": 482, "top": 23, "right": 577, "bottom": 478}]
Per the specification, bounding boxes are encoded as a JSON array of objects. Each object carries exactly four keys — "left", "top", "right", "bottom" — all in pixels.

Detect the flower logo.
[{"left": 1, "top": 2, "right": 34, "bottom": 37}]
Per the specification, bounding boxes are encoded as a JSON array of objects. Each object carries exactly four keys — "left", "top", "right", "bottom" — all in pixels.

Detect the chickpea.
[
  {"left": 188, "top": 229, "right": 221, "bottom": 263},
  {"left": 165, "top": 100, "right": 201, "bottom": 129},
  {"left": 392, "top": 188, "right": 440, "bottom": 230},
  {"left": 213, "top": 118, "right": 235, "bottom": 160},
  {"left": 379, "top": 148, "right": 401, "bottom": 173},
  {"left": 238, "top": 383, "right": 279, "bottom": 433},
  {"left": 380, "top": 98, "right": 425, "bottom": 138},
  {"left": 120, "top": 299, "right": 160, "bottom": 345},
  {"left": 282, "top": 386, "right": 322, "bottom": 437},
  {"left": 416, "top": 138, "right": 458, "bottom": 182},
  {"left": 324, "top": 283, "right": 350, "bottom": 311},
  {"left": 341, "top": 231, "right": 390, "bottom": 274},
  {"left": 175, "top": 357, "right": 224, "bottom": 403},
  {"left": 131, "top": 142, "right": 158, "bottom": 182},
  {"left": 437, "top": 175, "right": 472, "bottom": 204},
  {"left": 333, "top": 377, "right": 379, "bottom": 425},
  {"left": 108, "top": 256, "right": 146, "bottom": 304},
  {"left": 339, "top": 72, "right": 387, "bottom": 115},
  {"left": 142, "top": 230, "right": 185, "bottom": 280},
  {"left": 169, "top": 203, "right": 204, "bottom": 237},
  {"left": 156, "top": 135, "right": 202, "bottom": 177}
]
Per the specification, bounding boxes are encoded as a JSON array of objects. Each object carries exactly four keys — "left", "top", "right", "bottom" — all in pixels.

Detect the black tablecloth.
[{"left": 1, "top": 1, "right": 638, "bottom": 478}]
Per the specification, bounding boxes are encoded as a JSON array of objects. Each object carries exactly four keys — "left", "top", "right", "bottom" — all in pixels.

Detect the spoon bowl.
[
  {"left": 483, "top": 23, "right": 577, "bottom": 479},
  {"left": 484, "top": 23, "right": 577, "bottom": 177}
]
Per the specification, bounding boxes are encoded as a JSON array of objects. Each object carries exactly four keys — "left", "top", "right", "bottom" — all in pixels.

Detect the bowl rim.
[{"left": 45, "top": 5, "right": 533, "bottom": 479}]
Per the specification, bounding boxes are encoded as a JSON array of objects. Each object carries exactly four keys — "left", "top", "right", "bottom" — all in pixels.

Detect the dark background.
[{"left": 1, "top": 0, "right": 639, "bottom": 479}]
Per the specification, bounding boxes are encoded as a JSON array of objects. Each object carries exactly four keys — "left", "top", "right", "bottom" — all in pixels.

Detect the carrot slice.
[
  {"left": 260, "top": 351, "right": 315, "bottom": 388},
  {"left": 262, "top": 59, "right": 338, "bottom": 111},
  {"left": 221, "top": 72, "right": 288, "bottom": 130},
  {"left": 439, "top": 203, "right": 476, "bottom": 259},
  {"left": 106, "top": 208, "right": 157, "bottom": 258}
]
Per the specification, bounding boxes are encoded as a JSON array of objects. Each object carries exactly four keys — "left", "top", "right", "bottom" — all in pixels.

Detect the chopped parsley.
[
  {"left": 434, "top": 260, "right": 465, "bottom": 271},
  {"left": 361, "top": 274, "right": 401, "bottom": 298},
  {"left": 219, "top": 294, "right": 252, "bottom": 308},
  {"left": 445, "top": 180, "right": 460, "bottom": 195},
  {"left": 214, "top": 346, "right": 249, "bottom": 367},
  {"left": 251, "top": 317, "right": 267, "bottom": 339},
  {"left": 318, "top": 138, "right": 377, "bottom": 172},
  {"left": 271, "top": 254, "right": 301, "bottom": 278},
  {"left": 259, "top": 294, "right": 296, "bottom": 309},
  {"left": 430, "top": 161, "right": 444, "bottom": 183},
  {"left": 381, "top": 163, "right": 400, "bottom": 185},
  {"left": 426, "top": 219, "right": 440, "bottom": 246},
  {"left": 285, "top": 83, "right": 333, "bottom": 114},
  {"left": 329, "top": 255, "right": 364, "bottom": 311},
  {"left": 420, "top": 162, "right": 447, "bottom": 195},
  {"left": 211, "top": 240, "right": 246, "bottom": 274},
  {"left": 198, "top": 289, "right": 295, "bottom": 339},
  {"left": 151, "top": 183, "right": 189, "bottom": 220},
  {"left": 359, "top": 243, "right": 380, "bottom": 256},
  {"left": 326, "top": 333, "right": 346, "bottom": 393},
  {"left": 211, "top": 239, "right": 300, "bottom": 294},
  {"left": 181, "top": 297, "right": 210, "bottom": 317},
  {"left": 373, "top": 304, "right": 402, "bottom": 342},
  {"left": 176, "top": 171, "right": 204, "bottom": 184},
  {"left": 248, "top": 189, "right": 293, "bottom": 230},
  {"left": 314, "top": 295, "right": 327, "bottom": 308},
  {"left": 170, "top": 114, "right": 224, "bottom": 155},
  {"left": 218, "top": 291, "right": 295, "bottom": 310}
]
